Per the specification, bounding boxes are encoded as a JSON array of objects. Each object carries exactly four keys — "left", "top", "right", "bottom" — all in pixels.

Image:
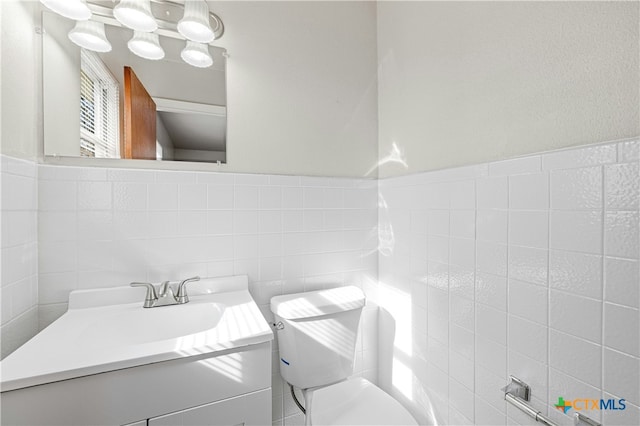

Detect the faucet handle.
[
  {"left": 175, "top": 276, "right": 200, "bottom": 304},
  {"left": 130, "top": 282, "right": 158, "bottom": 308}
]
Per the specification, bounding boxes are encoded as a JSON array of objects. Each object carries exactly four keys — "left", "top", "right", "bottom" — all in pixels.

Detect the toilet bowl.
[
  {"left": 304, "top": 377, "right": 417, "bottom": 425},
  {"left": 270, "top": 286, "right": 418, "bottom": 426}
]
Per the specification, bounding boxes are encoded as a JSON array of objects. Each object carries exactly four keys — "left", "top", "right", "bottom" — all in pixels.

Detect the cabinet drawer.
[
  {"left": 1, "top": 342, "right": 271, "bottom": 426},
  {"left": 149, "top": 388, "right": 271, "bottom": 426}
]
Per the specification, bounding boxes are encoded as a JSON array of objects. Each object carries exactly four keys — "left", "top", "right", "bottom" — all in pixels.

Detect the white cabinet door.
[{"left": 148, "top": 388, "right": 271, "bottom": 426}]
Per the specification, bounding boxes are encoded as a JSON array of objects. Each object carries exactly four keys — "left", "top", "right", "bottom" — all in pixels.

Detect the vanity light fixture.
[
  {"left": 128, "top": 31, "right": 165, "bottom": 60},
  {"left": 113, "top": 0, "right": 158, "bottom": 32},
  {"left": 44, "top": 0, "right": 224, "bottom": 69},
  {"left": 68, "top": 20, "right": 112, "bottom": 53},
  {"left": 181, "top": 41, "right": 213, "bottom": 68},
  {"left": 177, "top": 0, "right": 215, "bottom": 43},
  {"left": 40, "top": 0, "right": 92, "bottom": 21}
]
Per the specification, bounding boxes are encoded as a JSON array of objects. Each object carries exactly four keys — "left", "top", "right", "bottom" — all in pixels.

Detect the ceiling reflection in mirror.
[{"left": 42, "top": 10, "right": 227, "bottom": 163}]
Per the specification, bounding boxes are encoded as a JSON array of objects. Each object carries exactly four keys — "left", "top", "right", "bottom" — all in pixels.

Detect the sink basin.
[
  {"left": 78, "top": 301, "right": 225, "bottom": 346},
  {"left": 0, "top": 275, "right": 273, "bottom": 392}
]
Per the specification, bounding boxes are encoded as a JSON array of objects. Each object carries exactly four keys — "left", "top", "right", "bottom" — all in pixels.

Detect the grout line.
[
  {"left": 546, "top": 168, "right": 552, "bottom": 416},
  {"left": 600, "top": 164, "right": 606, "bottom": 405}
]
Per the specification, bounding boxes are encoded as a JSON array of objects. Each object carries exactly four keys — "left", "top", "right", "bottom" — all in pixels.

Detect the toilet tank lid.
[{"left": 270, "top": 286, "right": 365, "bottom": 320}]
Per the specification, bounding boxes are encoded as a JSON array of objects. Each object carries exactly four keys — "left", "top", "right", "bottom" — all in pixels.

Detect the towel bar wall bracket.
[{"left": 502, "top": 376, "right": 602, "bottom": 426}]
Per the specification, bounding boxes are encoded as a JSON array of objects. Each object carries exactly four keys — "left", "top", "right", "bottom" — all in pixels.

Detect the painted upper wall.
[
  {"left": 1, "top": 1, "right": 378, "bottom": 177},
  {"left": 377, "top": 1, "right": 640, "bottom": 177},
  {"left": 1, "top": 0, "right": 39, "bottom": 160}
]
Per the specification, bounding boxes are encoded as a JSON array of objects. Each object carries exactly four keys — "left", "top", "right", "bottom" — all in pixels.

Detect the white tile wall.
[
  {"left": 1, "top": 156, "right": 39, "bottom": 359},
  {"left": 377, "top": 140, "right": 640, "bottom": 426},
  {"left": 35, "top": 164, "right": 378, "bottom": 425},
  {"left": 2, "top": 140, "right": 638, "bottom": 425}
]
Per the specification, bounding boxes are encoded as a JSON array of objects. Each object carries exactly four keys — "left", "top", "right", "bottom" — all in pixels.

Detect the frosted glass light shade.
[
  {"left": 41, "top": 0, "right": 91, "bottom": 20},
  {"left": 181, "top": 41, "right": 213, "bottom": 68},
  {"left": 177, "top": 0, "right": 215, "bottom": 43},
  {"left": 68, "top": 20, "right": 112, "bottom": 53},
  {"left": 128, "top": 32, "right": 165, "bottom": 60},
  {"left": 113, "top": 0, "right": 158, "bottom": 32}
]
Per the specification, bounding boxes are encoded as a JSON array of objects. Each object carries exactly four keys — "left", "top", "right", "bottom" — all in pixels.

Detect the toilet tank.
[{"left": 270, "top": 286, "right": 365, "bottom": 389}]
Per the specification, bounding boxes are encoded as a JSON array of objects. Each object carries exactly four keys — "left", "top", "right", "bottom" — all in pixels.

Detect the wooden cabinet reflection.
[{"left": 123, "top": 66, "right": 156, "bottom": 160}]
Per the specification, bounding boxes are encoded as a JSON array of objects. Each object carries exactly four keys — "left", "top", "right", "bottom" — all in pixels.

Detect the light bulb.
[
  {"left": 113, "top": 0, "right": 158, "bottom": 32},
  {"left": 177, "top": 0, "right": 215, "bottom": 43},
  {"left": 128, "top": 32, "right": 165, "bottom": 60},
  {"left": 181, "top": 41, "right": 213, "bottom": 68},
  {"left": 41, "top": 0, "right": 92, "bottom": 20},
  {"left": 68, "top": 20, "right": 112, "bottom": 53}
]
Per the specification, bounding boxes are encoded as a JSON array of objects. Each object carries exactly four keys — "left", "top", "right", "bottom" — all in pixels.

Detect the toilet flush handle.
[{"left": 274, "top": 321, "right": 285, "bottom": 330}]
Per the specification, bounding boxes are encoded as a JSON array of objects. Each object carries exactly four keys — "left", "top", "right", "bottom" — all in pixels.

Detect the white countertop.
[{"left": 0, "top": 276, "right": 273, "bottom": 392}]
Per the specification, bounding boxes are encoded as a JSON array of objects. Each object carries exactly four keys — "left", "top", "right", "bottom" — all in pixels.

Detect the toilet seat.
[{"left": 305, "top": 377, "right": 418, "bottom": 426}]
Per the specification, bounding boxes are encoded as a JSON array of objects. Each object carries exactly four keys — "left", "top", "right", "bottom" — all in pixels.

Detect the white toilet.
[{"left": 271, "top": 286, "right": 418, "bottom": 426}]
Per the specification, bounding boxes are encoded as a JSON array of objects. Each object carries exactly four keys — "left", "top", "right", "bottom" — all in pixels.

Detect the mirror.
[{"left": 42, "top": 10, "right": 227, "bottom": 163}]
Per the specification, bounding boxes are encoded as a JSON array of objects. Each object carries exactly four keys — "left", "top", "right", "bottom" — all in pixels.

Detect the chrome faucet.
[{"left": 130, "top": 276, "right": 200, "bottom": 308}]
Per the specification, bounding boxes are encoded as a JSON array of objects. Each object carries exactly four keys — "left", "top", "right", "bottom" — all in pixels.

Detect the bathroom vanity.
[{"left": 0, "top": 275, "right": 273, "bottom": 426}]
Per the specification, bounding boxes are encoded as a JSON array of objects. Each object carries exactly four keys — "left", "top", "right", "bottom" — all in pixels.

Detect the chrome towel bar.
[{"left": 502, "top": 376, "right": 602, "bottom": 426}]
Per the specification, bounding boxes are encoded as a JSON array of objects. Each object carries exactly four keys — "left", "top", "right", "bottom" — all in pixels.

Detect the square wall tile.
[
  {"left": 604, "top": 303, "right": 639, "bottom": 357},
  {"left": 178, "top": 184, "right": 207, "bottom": 210},
  {"left": 450, "top": 210, "right": 475, "bottom": 239},
  {"left": 427, "top": 236, "right": 449, "bottom": 264},
  {"left": 207, "top": 185, "right": 233, "bottom": 209},
  {"left": 427, "top": 287, "right": 449, "bottom": 343},
  {"left": 476, "top": 336, "right": 506, "bottom": 378},
  {"left": 475, "top": 367, "right": 507, "bottom": 415},
  {"left": 449, "top": 265, "right": 474, "bottom": 301},
  {"left": 618, "top": 140, "right": 639, "bottom": 162},
  {"left": 427, "top": 210, "right": 449, "bottom": 236},
  {"left": 475, "top": 396, "right": 506, "bottom": 426},
  {"left": 282, "top": 187, "right": 303, "bottom": 209},
  {"left": 39, "top": 180, "right": 76, "bottom": 211},
  {"left": 508, "top": 279, "right": 547, "bottom": 326},
  {"left": 605, "top": 257, "right": 639, "bottom": 309},
  {"left": 450, "top": 180, "right": 475, "bottom": 210},
  {"left": 450, "top": 324, "right": 474, "bottom": 360},
  {"left": 148, "top": 183, "right": 177, "bottom": 211},
  {"left": 549, "top": 210, "right": 602, "bottom": 254},
  {"left": 477, "top": 177, "right": 508, "bottom": 209},
  {"left": 549, "top": 250, "right": 602, "bottom": 300},
  {"left": 550, "top": 290, "right": 602, "bottom": 344},
  {"left": 449, "top": 377, "right": 475, "bottom": 420},
  {"left": 509, "top": 210, "right": 549, "bottom": 249},
  {"left": 550, "top": 329, "right": 601, "bottom": 388},
  {"left": 509, "top": 173, "right": 549, "bottom": 210},
  {"left": 550, "top": 166, "right": 602, "bottom": 210},
  {"left": 605, "top": 211, "right": 639, "bottom": 259},
  {"left": 477, "top": 304, "right": 506, "bottom": 344},
  {"left": 604, "top": 348, "right": 639, "bottom": 405},
  {"left": 477, "top": 241, "right": 507, "bottom": 276},
  {"left": 450, "top": 238, "right": 475, "bottom": 269},
  {"left": 235, "top": 186, "right": 259, "bottom": 209},
  {"left": 476, "top": 209, "right": 508, "bottom": 243},
  {"left": 260, "top": 186, "right": 283, "bottom": 210},
  {"left": 508, "top": 246, "right": 548, "bottom": 286},
  {"left": 605, "top": 162, "right": 639, "bottom": 210},
  {"left": 38, "top": 211, "right": 77, "bottom": 243},
  {"left": 450, "top": 350, "right": 475, "bottom": 391},
  {"left": 476, "top": 272, "right": 507, "bottom": 311},
  {"left": 451, "top": 294, "right": 475, "bottom": 331},
  {"left": 509, "top": 315, "right": 547, "bottom": 361},
  {"left": 113, "top": 182, "right": 147, "bottom": 211}
]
